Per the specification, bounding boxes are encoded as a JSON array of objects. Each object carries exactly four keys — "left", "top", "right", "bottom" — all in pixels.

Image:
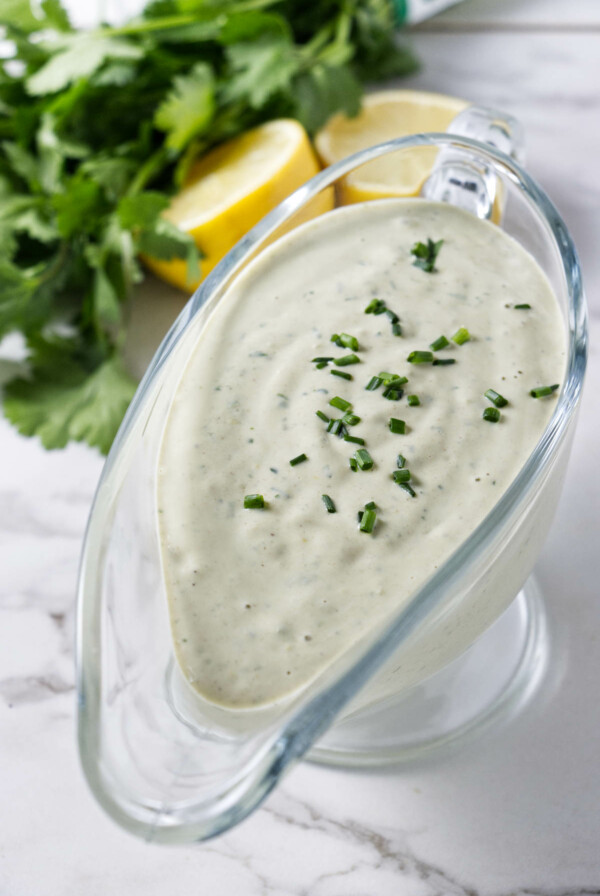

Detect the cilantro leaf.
[
  {"left": 154, "top": 63, "right": 215, "bottom": 153},
  {"left": 41, "top": 0, "right": 72, "bottom": 32},
  {"left": 26, "top": 35, "right": 143, "bottom": 96},
  {"left": 4, "top": 340, "right": 136, "bottom": 454},
  {"left": 52, "top": 177, "right": 106, "bottom": 238},
  {"left": 224, "top": 36, "right": 300, "bottom": 109}
]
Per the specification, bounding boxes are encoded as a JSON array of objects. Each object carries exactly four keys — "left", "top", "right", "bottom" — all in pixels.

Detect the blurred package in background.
[{"left": 393, "top": 0, "right": 464, "bottom": 24}]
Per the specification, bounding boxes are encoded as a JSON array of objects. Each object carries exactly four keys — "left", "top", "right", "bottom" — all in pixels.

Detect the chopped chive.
[
  {"left": 514, "top": 303, "right": 531, "bottom": 310},
  {"left": 329, "top": 396, "right": 352, "bottom": 412},
  {"left": 411, "top": 238, "right": 443, "bottom": 273},
  {"left": 289, "top": 453, "right": 308, "bottom": 466},
  {"left": 430, "top": 335, "right": 449, "bottom": 351},
  {"left": 482, "top": 407, "right": 500, "bottom": 423},
  {"left": 327, "top": 419, "right": 344, "bottom": 435},
  {"left": 364, "top": 501, "right": 377, "bottom": 511},
  {"left": 433, "top": 358, "right": 456, "bottom": 366},
  {"left": 330, "top": 333, "right": 340, "bottom": 344},
  {"left": 452, "top": 327, "right": 471, "bottom": 345},
  {"left": 342, "top": 412, "right": 361, "bottom": 426},
  {"left": 344, "top": 434, "right": 365, "bottom": 446},
  {"left": 321, "top": 494, "right": 336, "bottom": 513},
  {"left": 315, "top": 361, "right": 327, "bottom": 369},
  {"left": 392, "top": 469, "right": 411, "bottom": 484},
  {"left": 396, "top": 454, "right": 406, "bottom": 469},
  {"left": 334, "top": 354, "right": 360, "bottom": 366},
  {"left": 484, "top": 389, "right": 508, "bottom": 408},
  {"left": 365, "top": 298, "right": 386, "bottom": 314},
  {"left": 354, "top": 448, "right": 374, "bottom": 470},
  {"left": 359, "top": 508, "right": 377, "bottom": 533},
  {"left": 366, "top": 375, "right": 383, "bottom": 391},
  {"left": 392, "top": 322, "right": 403, "bottom": 337},
  {"left": 349, "top": 457, "right": 358, "bottom": 472},
  {"left": 385, "top": 309, "right": 399, "bottom": 324},
  {"left": 316, "top": 410, "right": 330, "bottom": 423},
  {"left": 383, "top": 387, "right": 403, "bottom": 401},
  {"left": 331, "top": 369, "right": 353, "bottom": 381},
  {"left": 339, "top": 333, "right": 359, "bottom": 351},
  {"left": 244, "top": 494, "right": 265, "bottom": 509},
  {"left": 379, "top": 372, "right": 408, "bottom": 385},
  {"left": 530, "top": 384, "right": 559, "bottom": 398},
  {"left": 407, "top": 350, "right": 434, "bottom": 364},
  {"left": 357, "top": 510, "right": 364, "bottom": 523},
  {"left": 400, "top": 483, "right": 416, "bottom": 497},
  {"left": 312, "top": 356, "right": 333, "bottom": 363},
  {"left": 407, "top": 394, "right": 420, "bottom": 406},
  {"left": 389, "top": 418, "right": 406, "bottom": 434}
]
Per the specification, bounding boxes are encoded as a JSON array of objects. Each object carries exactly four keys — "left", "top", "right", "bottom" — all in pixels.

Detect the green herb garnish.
[
  {"left": 400, "top": 483, "right": 416, "bottom": 497},
  {"left": 484, "top": 389, "right": 508, "bottom": 408},
  {"left": 392, "top": 323, "right": 403, "bottom": 337},
  {"left": 432, "top": 358, "right": 456, "bottom": 366},
  {"left": 334, "top": 354, "right": 361, "bottom": 367},
  {"left": 379, "top": 372, "right": 408, "bottom": 385},
  {"left": 332, "top": 333, "right": 359, "bottom": 351},
  {"left": 359, "top": 508, "right": 377, "bottom": 533},
  {"left": 482, "top": 407, "right": 500, "bottom": 422},
  {"left": 327, "top": 419, "right": 345, "bottom": 436},
  {"left": 407, "top": 394, "right": 420, "bottom": 406},
  {"left": 342, "top": 413, "right": 361, "bottom": 426},
  {"left": 244, "top": 494, "right": 265, "bottom": 509},
  {"left": 364, "top": 501, "right": 377, "bottom": 511},
  {"left": 329, "top": 396, "right": 352, "bottom": 412},
  {"left": 452, "top": 327, "right": 471, "bottom": 345},
  {"left": 354, "top": 448, "right": 374, "bottom": 470},
  {"left": 289, "top": 453, "right": 308, "bottom": 466},
  {"left": 430, "top": 335, "right": 449, "bottom": 351},
  {"left": 383, "top": 387, "right": 403, "bottom": 401},
  {"left": 397, "top": 454, "right": 406, "bottom": 469},
  {"left": 407, "top": 351, "right": 434, "bottom": 364},
  {"left": 392, "top": 469, "right": 411, "bottom": 484},
  {"left": 411, "top": 238, "right": 443, "bottom": 273},
  {"left": 530, "top": 384, "right": 560, "bottom": 398},
  {"left": 514, "top": 304, "right": 532, "bottom": 310},
  {"left": 321, "top": 494, "right": 336, "bottom": 514},
  {"left": 389, "top": 418, "right": 406, "bottom": 434},
  {"left": 316, "top": 410, "right": 330, "bottom": 423},
  {"left": 349, "top": 457, "right": 358, "bottom": 472},
  {"left": 366, "top": 376, "right": 384, "bottom": 391},
  {"left": 364, "top": 298, "right": 387, "bottom": 315},
  {"left": 344, "top": 434, "right": 365, "bottom": 446},
  {"left": 331, "top": 370, "right": 353, "bottom": 381}
]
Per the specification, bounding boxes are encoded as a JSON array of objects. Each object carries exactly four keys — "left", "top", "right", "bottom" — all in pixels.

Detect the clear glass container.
[{"left": 76, "top": 123, "right": 587, "bottom": 843}]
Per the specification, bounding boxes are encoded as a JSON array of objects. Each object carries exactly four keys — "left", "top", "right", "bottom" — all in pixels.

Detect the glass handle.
[{"left": 421, "top": 105, "right": 525, "bottom": 221}]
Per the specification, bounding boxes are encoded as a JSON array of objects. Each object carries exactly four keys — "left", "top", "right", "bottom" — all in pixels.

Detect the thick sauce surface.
[{"left": 158, "top": 200, "right": 565, "bottom": 708}]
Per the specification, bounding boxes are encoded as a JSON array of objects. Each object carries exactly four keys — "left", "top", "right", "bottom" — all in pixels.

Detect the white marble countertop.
[{"left": 2, "top": 2, "right": 600, "bottom": 893}]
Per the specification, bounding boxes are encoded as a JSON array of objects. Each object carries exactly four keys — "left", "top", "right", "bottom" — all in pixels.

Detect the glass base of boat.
[{"left": 308, "top": 576, "right": 548, "bottom": 767}]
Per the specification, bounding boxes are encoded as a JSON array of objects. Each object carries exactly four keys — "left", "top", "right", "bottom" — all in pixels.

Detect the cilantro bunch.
[{"left": 0, "top": 0, "right": 417, "bottom": 454}]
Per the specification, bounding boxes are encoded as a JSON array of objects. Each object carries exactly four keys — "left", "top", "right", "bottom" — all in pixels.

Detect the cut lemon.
[
  {"left": 143, "top": 119, "right": 333, "bottom": 293},
  {"left": 315, "top": 89, "right": 469, "bottom": 204}
]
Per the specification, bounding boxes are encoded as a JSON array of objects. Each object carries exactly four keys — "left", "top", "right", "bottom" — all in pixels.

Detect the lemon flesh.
[
  {"left": 144, "top": 119, "right": 333, "bottom": 293},
  {"left": 315, "top": 89, "right": 469, "bottom": 204}
]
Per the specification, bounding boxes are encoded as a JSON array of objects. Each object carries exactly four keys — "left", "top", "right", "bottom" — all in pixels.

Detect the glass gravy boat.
[{"left": 76, "top": 111, "right": 587, "bottom": 843}]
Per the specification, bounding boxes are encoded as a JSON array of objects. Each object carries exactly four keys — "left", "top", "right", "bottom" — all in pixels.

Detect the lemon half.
[
  {"left": 143, "top": 119, "right": 333, "bottom": 293},
  {"left": 315, "top": 89, "right": 469, "bottom": 204}
]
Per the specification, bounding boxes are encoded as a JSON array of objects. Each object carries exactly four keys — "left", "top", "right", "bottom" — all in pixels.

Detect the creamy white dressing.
[{"left": 157, "top": 200, "right": 565, "bottom": 709}]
